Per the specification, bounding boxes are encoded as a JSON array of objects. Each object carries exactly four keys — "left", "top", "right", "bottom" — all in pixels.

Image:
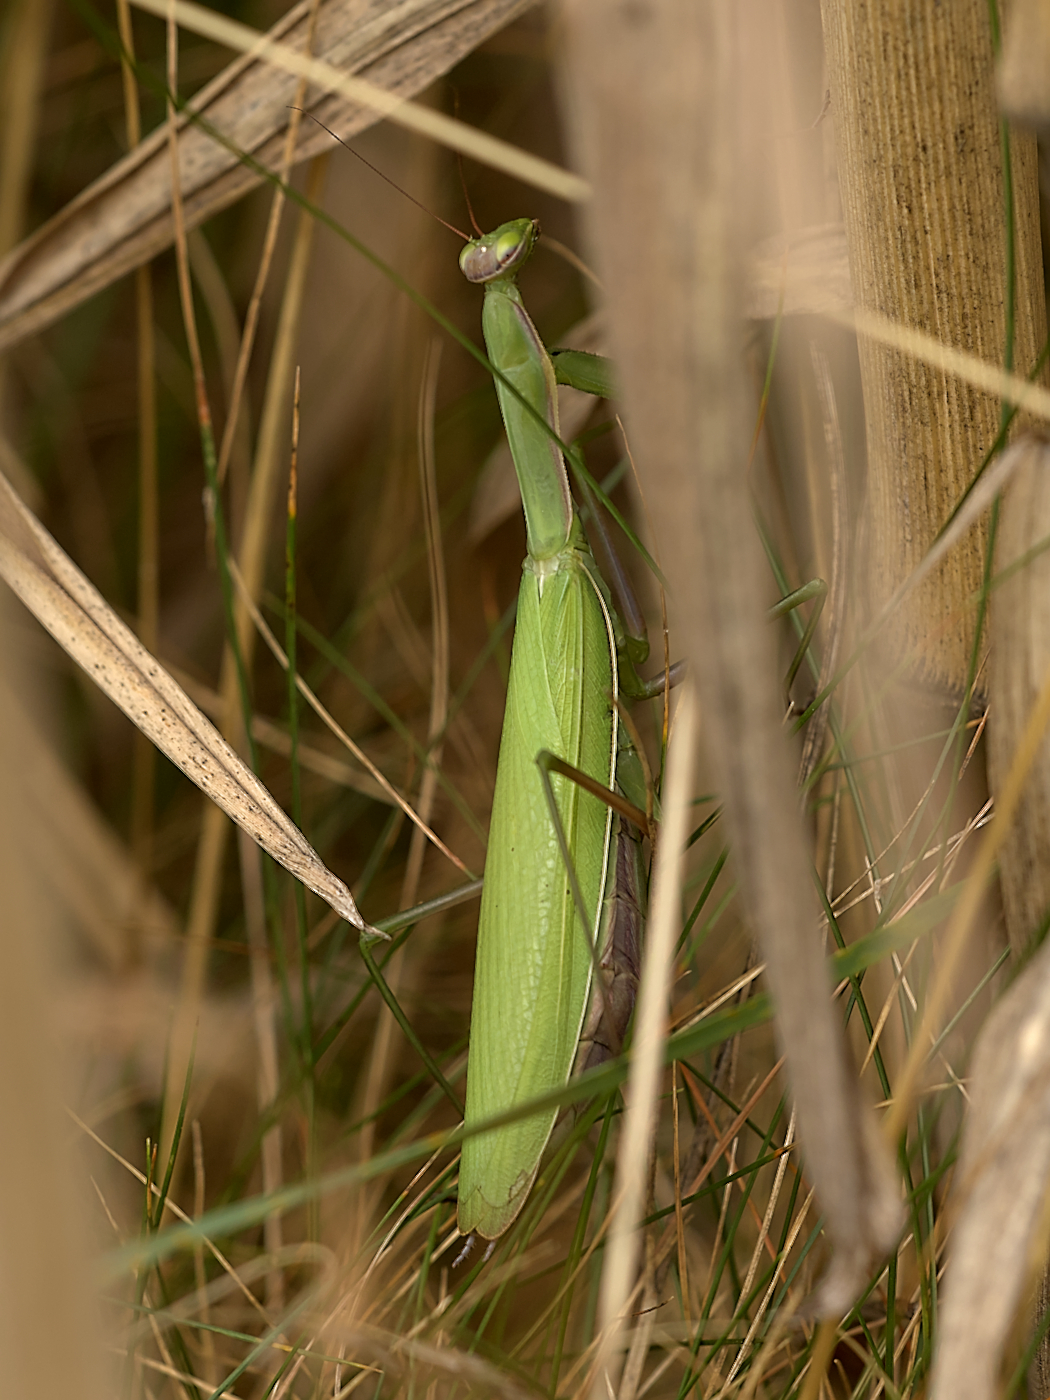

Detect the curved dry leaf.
[
  {"left": 0, "top": 458, "right": 369, "bottom": 930},
  {"left": 0, "top": 0, "right": 532, "bottom": 354},
  {"left": 134, "top": 0, "right": 583, "bottom": 198},
  {"left": 929, "top": 934, "right": 1050, "bottom": 1400}
]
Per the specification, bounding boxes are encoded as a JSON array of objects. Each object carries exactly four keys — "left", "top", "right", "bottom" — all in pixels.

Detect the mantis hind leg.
[
  {"left": 576, "top": 813, "right": 645, "bottom": 1072},
  {"left": 535, "top": 737, "right": 650, "bottom": 1077}
]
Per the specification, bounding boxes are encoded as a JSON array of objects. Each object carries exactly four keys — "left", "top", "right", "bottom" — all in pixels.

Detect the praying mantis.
[
  {"left": 453, "top": 217, "right": 825, "bottom": 1243},
  {"left": 285, "top": 120, "right": 824, "bottom": 1242},
  {"left": 456, "top": 218, "right": 656, "bottom": 1241},
  {"left": 281, "top": 112, "right": 656, "bottom": 1243}
]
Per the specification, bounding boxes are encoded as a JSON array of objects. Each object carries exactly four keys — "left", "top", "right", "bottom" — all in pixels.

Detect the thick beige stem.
[{"left": 820, "top": 0, "right": 1046, "bottom": 696}]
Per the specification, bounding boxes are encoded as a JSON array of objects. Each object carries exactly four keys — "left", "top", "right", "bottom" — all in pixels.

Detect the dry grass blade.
[
  {"left": 748, "top": 235, "right": 1050, "bottom": 425},
  {"left": 751, "top": 266, "right": 1050, "bottom": 425},
  {"left": 928, "top": 932, "right": 1050, "bottom": 1400},
  {"left": 989, "top": 435, "right": 1050, "bottom": 953},
  {"left": 0, "top": 0, "right": 533, "bottom": 354},
  {"left": 591, "top": 685, "right": 697, "bottom": 1399},
  {"left": 0, "top": 451, "right": 369, "bottom": 929},
  {"left": 316, "top": 1320, "right": 535, "bottom": 1400},
  {"left": 228, "top": 560, "right": 469, "bottom": 874},
  {"left": 885, "top": 639, "right": 1050, "bottom": 1144},
  {"left": 559, "top": 0, "right": 902, "bottom": 1315},
  {"left": 835, "top": 304, "right": 1050, "bottom": 426}
]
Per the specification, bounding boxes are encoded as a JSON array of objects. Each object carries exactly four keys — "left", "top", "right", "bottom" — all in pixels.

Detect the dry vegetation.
[{"left": 1, "top": 1, "right": 1049, "bottom": 1398}]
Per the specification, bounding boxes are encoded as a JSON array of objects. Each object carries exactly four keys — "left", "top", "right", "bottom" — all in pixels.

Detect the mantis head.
[{"left": 459, "top": 218, "right": 540, "bottom": 285}]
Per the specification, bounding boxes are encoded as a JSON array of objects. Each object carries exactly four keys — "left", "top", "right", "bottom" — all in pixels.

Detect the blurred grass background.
[{"left": 0, "top": 1, "right": 1044, "bottom": 1396}]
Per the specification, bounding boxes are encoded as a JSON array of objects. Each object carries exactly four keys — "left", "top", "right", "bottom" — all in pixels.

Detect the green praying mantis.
[
  {"left": 284, "top": 112, "right": 655, "bottom": 1243},
  {"left": 456, "top": 218, "right": 656, "bottom": 1242},
  {"left": 452, "top": 216, "right": 826, "bottom": 1244},
  {"left": 289, "top": 116, "right": 827, "bottom": 1245}
]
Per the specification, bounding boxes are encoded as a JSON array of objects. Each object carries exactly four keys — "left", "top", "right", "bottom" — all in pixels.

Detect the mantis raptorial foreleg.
[{"left": 579, "top": 813, "right": 645, "bottom": 1069}]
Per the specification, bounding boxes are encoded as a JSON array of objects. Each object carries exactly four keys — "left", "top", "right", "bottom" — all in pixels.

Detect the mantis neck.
[{"left": 481, "top": 277, "right": 574, "bottom": 561}]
